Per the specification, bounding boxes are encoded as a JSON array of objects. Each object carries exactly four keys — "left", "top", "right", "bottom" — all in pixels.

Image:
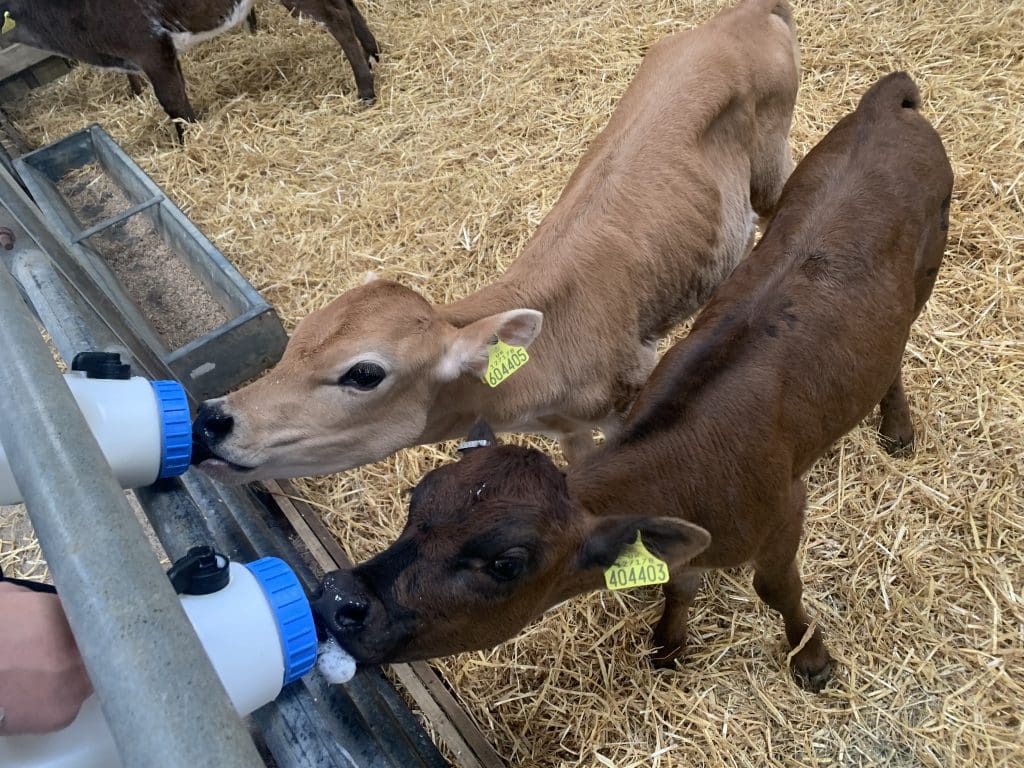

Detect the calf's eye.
[
  {"left": 487, "top": 556, "right": 527, "bottom": 582},
  {"left": 339, "top": 362, "right": 386, "bottom": 390}
]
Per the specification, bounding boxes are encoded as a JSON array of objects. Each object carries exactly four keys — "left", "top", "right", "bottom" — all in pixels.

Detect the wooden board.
[
  {"left": 0, "top": 43, "right": 50, "bottom": 81},
  {"left": 0, "top": 45, "right": 72, "bottom": 104}
]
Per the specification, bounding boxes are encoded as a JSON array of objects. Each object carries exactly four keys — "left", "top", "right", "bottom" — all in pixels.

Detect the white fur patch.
[
  {"left": 435, "top": 340, "right": 475, "bottom": 381},
  {"left": 317, "top": 637, "right": 357, "bottom": 684},
  {"left": 168, "top": 0, "right": 254, "bottom": 52},
  {"left": 100, "top": 64, "right": 142, "bottom": 75}
]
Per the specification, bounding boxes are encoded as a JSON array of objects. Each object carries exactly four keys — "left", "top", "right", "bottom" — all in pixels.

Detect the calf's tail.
[
  {"left": 746, "top": 0, "right": 793, "bottom": 29},
  {"left": 857, "top": 72, "right": 922, "bottom": 118}
]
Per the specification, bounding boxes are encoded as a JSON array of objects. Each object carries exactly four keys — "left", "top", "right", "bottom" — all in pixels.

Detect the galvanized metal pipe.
[
  {"left": 5, "top": 233, "right": 443, "bottom": 768},
  {"left": 10, "top": 246, "right": 120, "bottom": 362},
  {"left": 0, "top": 264, "right": 263, "bottom": 768}
]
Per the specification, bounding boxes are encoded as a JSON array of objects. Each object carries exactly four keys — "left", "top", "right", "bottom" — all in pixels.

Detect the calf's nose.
[
  {"left": 313, "top": 570, "right": 372, "bottom": 636},
  {"left": 192, "top": 401, "right": 234, "bottom": 458},
  {"left": 334, "top": 597, "right": 369, "bottom": 628}
]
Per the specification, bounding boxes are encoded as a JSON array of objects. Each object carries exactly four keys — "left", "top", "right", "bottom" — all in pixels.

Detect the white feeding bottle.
[
  {"left": 0, "top": 351, "right": 192, "bottom": 505},
  {"left": 0, "top": 548, "right": 321, "bottom": 768}
]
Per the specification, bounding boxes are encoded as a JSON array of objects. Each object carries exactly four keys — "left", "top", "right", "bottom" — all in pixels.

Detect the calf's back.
[{"left": 576, "top": 72, "right": 954, "bottom": 549}]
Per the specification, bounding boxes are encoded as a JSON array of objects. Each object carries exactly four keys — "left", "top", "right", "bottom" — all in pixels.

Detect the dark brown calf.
[
  {"left": 312, "top": 73, "right": 953, "bottom": 691},
  {"left": 2, "top": 0, "right": 378, "bottom": 138},
  {"left": 126, "top": 6, "right": 258, "bottom": 99}
]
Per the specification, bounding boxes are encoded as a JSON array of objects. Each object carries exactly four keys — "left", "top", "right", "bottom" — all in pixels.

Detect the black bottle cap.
[
  {"left": 71, "top": 351, "right": 131, "bottom": 380},
  {"left": 167, "top": 546, "right": 230, "bottom": 595}
]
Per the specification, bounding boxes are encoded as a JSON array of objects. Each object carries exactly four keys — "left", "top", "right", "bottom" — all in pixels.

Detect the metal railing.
[{"left": 0, "top": 259, "right": 264, "bottom": 767}]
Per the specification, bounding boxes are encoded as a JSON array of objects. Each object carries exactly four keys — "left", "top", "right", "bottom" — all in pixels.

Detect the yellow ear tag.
[
  {"left": 604, "top": 532, "right": 670, "bottom": 590},
  {"left": 482, "top": 339, "right": 529, "bottom": 388},
  {"left": 2, "top": 12, "right": 15, "bottom": 34}
]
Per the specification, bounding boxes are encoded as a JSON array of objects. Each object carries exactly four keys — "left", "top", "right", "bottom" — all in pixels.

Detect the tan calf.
[{"left": 192, "top": 0, "right": 800, "bottom": 482}]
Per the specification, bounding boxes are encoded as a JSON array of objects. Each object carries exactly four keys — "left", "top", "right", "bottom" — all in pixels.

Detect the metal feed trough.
[
  {"left": 15, "top": 124, "right": 287, "bottom": 400},
  {"left": 0, "top": 127, "right": 505, "bottom": 768}
]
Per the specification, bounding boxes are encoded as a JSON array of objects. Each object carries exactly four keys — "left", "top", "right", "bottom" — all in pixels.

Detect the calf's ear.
[
  {"left": 458, "top": 419, "right": 498, "bottom": 454},
  {"left": 436, "top": 309, "right": 543, "bottom": 380},
  {"left": 579, "top": 516, "right": 711, "bottom": 572}
]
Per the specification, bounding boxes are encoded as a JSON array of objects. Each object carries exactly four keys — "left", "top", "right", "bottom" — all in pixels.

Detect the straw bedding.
[{"left": 5, "top": 0, "right": 1022, "bottom": 765}]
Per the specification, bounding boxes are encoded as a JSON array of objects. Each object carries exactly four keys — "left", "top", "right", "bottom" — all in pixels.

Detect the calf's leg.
[
  {"left": 599, "top": 412, "right": 626, "bottom": 445},
  {"left": 559, "top": 430, "right": 596, "bottom": 463},
  {"left": 346, "top": 0, "right": 380, "bottom": 63},
  {"left": 750, "top": 135, "right": 795, "bottom": 228},
  {"left": 281, "top": 0, "right": 374, "bottom": 101},
  {"left": 322, "top": 0, "right": 375, "bottom": 101},
  {"left": 879, "top": 197, "right": 948, "bottom": 456},
  {"left": 878, "top": 371, "right": 914, "bottom": 456},
  {"left": 752, "top": 482, "right": 832, "bottom": 691},
  {"left": 650, "top": 572, "right": 702, "bottom": 668},
  {"left": 137, "top": 40, "right": 198, "bottom": 141},
  {"left": 911, "top": 194, "right": 950, "bottom": 316},
  {"left": 126, "top": 74, "right": 145, "bottom": 97}
]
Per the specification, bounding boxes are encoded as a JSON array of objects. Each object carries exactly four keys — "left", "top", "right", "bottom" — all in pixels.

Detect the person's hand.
[{"left": 0, "top": 581, "right": 92, "bottom": 734}]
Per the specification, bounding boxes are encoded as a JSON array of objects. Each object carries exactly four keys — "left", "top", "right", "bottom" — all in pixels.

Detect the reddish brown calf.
[{"left": 312, "top": 72, "right": 953, "bottom": 691}]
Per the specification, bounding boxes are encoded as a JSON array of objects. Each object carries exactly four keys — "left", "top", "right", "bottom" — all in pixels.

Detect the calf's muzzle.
[{"left": 313, "top": 569, "right": 372, "bottom": 634}]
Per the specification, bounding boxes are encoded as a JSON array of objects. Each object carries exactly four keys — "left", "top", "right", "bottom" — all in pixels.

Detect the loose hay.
[
  {"left": 5, "top": 0, "right": 1023, "bottom": 766},
  {"left": 0, "top": 504, "right": 48, "bottom": 581}
]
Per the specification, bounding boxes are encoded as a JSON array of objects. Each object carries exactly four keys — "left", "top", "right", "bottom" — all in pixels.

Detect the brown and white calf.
[
  {"left": 1, "top": 0, "right": 378, "bottom": 136},
  {"left": 311, "top": 73, "right": 954, "bottom": 690},
  {"left": 191, "top": 0, "right": 801, "bottom": 482}
]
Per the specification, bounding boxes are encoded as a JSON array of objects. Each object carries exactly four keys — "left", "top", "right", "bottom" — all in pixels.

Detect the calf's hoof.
[
  {"left": 649, "top": 643, "right": 684, "bottom": 670},
  {"left": 791, "top": 652, "right": 833, "bottom": 692},
  {"left": 879, "top": 429, "right": 915, "bottom": 457},
  {"left": 879, "top": 413, "right": 915, "bottom": 457},
  {"left": 126, "top": 74, "right": 145, "bottom": 98},
  {"left": 357, "top": 79, "right": 376, "bottom": 105}
]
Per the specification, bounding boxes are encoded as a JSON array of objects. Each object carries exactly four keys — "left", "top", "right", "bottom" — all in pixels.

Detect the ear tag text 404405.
[
  {"left": 604, "top": 532, "right": 669, "bottom": 590},
  {"left": 483, "top": 339, "right": 529, "bottom": 388}
]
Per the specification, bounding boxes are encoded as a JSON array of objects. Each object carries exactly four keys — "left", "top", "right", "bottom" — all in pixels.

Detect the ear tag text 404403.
[
  {"left": 604, "top": 532, "right": 669, "bottom": 590},
  {"left": 483, "top": 339, "right": 529, "bottom": 388}
]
